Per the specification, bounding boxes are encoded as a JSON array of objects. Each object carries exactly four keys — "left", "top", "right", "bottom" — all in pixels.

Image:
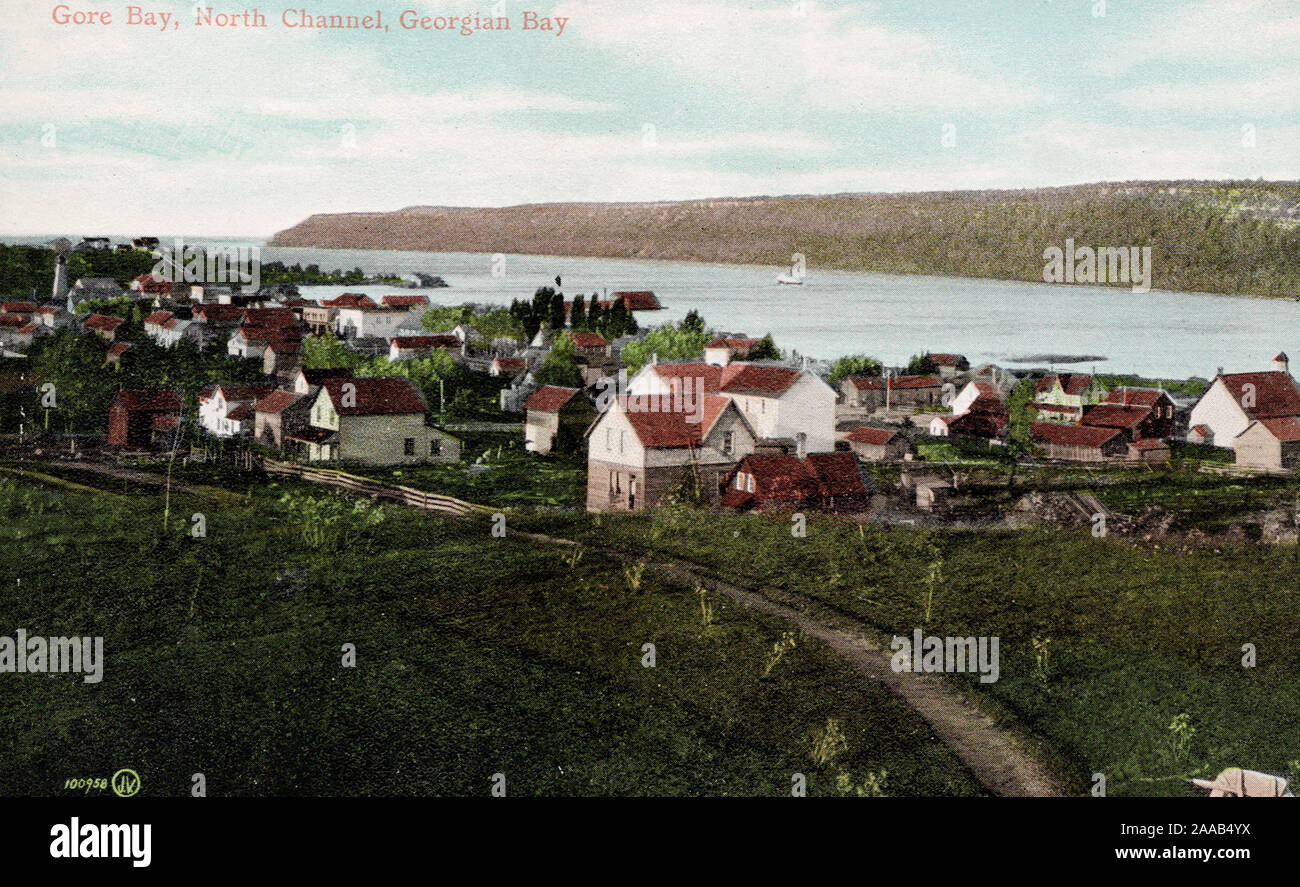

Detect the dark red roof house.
[{"left": 107, "top": 389, "right": 184, "bottom": 449}]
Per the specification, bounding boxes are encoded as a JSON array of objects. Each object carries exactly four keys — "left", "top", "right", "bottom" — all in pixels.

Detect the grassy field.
[
  {"left": 0, "top": 472, "right": 981, "bottom": 797},
  {"left": 513, "top": 505, "right": 1300, "bottom": 796}
]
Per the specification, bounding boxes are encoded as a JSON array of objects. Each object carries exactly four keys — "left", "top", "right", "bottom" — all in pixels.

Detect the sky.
[{"left": 0, "top": 0, "right": 1297, "bottom": 236}]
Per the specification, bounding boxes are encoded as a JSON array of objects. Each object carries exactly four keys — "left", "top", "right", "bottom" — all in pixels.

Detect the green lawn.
[
  {"left": 0, "top": 475, "right": 981, "bottom": 797},
  {"left": 514, "top": 505, "right": 1300, "bottom": 796}
]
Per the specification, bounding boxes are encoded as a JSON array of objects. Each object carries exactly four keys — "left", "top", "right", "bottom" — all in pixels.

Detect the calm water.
[{"left": 14, "top": 235, "right": 1299, "bottom": 379}]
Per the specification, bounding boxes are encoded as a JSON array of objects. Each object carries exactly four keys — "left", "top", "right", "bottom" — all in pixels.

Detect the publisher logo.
[{"left": 111, "top": 769, "right": 140, "bottom": 798}]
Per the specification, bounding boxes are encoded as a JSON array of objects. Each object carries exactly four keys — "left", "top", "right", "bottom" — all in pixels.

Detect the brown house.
[
  {"left": 107, "top": 389, "right": 184, "bottom": 449},
  {"left": 1030, "top": 422, "right": 1127, "bottom": 462},
  {"left": 845, "top": 426, "right": 914, "bottom": 462},
  {"left": 842, "top": 375, "right": 942, "bottom": 410}
]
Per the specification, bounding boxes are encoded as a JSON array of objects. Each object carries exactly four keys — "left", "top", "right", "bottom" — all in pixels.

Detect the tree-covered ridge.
[{"left": 270, "top": 181, "right": 1300, "bottom": 299}]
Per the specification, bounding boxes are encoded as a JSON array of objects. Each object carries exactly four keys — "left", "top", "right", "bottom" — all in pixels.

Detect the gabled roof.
[
  {"left": 144, "top": 311, "right": 174, "bottom": 326},
  {"left": 242, "top": 308, "right": 297, "bottom": 327},
  {"left": 1, "top": 302, "right": 37, "bottom": 313},
  {"left": 107, "top": 342, "right": 132, "bottom": 357},
  {"left": 253, "top": 390, "right": 300, "bottom": 415},
  {"left": 803, "top": 452, "right": 869, "bottom": 497},
  {"left": 321, "top": 293, "right": 378, "bottom": 309},
  {"left": 320, "top": 376, "right": 426, "bottom": 416},
  {"left": 732, "top": 454, "right": 819, "bottom": 502},
  {"left": 707, "top": 337, "right": 757, "bottom": 350},
  {"left": 1250, "top": 416, "right": 1300, "bottom": 443},
  {"left": 846, "top": 427, "right": 898, "bottom": 446},
  {"left": 192, "top": 305, "right": 244, "bottom": 323},
  {"left": 1103, "top": 387, "right": 1170, "bottom": 408},
  {"left": 238, "top": 325, "right": 300, "bottom": 344},
  {"left": 566, "top": 331, "right": 609, "bottom": 348},
  {"left": 928, "top": 353, "right": 965, "bottom": 367},
  {"left": 619, "top": 395, "right": 734, "bottom": 449},
  {"left": 83, "top": 314, "right": 124, "bottom": 332},
  {"left": 492, "top": 356, "right": 526, "bottom": 370},
  {"left": 1082, "top": 404, "right": 1150, "bottom": 429},
  {"left": 226, "top": 404, "right": 255, "bottom": 422},
  {"left": 525, "top": 385, "right": 582, "bottom": 413},
  {"left": 610, "top": 291, "right": 661, "bottom": 311},
  {"left": 1030, "top": 422, "right": 1122, "bottom": 447},
  {"left": 214, "top": 384, "right": 276, "bottom": 403},
  {"left": 719, "top": 363, "right": 800, "bottom": 395},
  {"left": 1217, "top": 372, "right": 1300, "bottom": 419},
  {"left": 381, "top": 295, "right": 428, "bottom": 308}
]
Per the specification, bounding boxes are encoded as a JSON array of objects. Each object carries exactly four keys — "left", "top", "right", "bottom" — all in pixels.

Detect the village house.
[
  {"left": 381, "top": 294, "right": 430, "bottom": 315},
  {"left": 841, "top": 374, "right": 942, "bottom": 412},
  {"left": 72, "top": 277, "right": 123, "bottom": 300},
  {"left": 1035, "top": 373, "right": 1103, "bottom": 410},
  {"left": 252, "top": 390, "right": 310, "bottom": 450},
  {"left": 228, "top": 325, "right": 300, "bottom": 360},
  {"left": 1081, "top": 399, "right": 1174, "bottom": 445},
  {"left": 130, "top": 273, "right": 172, "bottom": 298},
  {"left": 106, "top": 389, "right": 184, "bottom": 449},
  {"left": 301, "top": 301, "right": 338, "bottom": 337},
  {"left": 1030, "top": 401, "right": 1083, "bottom": 423},
  {"left": 720, "top": 451, "right": 871, "bottom": 513},
  {"left": 334, "top": 301, "right": 409, "bottom": 341},
  {"left": 0, "top": 317, "right": 39, "bottom": 354},
  {"left": 566, "top": 331, "right": 613, "bottom": 360},
  {"left": 293, "top": 367, "right": 354, "bottom": 396},
  {"left": 949, "top": 381, "right": 1000, "bottom": 417},
  {"left": 292, "top": 376, "right": 460, "bottom": 466},
  {"left": 31, "top": 306, "right": 72, "bottom": 330},
  {"left": 199, "top": 384, "right": 277, "bottom": 438},
  {"left": 82, "top": 313, "right": 124, "bottom": 343},
  {"left": 704, "top": 337, "right": 758, "bottom": 367},
  {"left": 1188, "top": 355, "right": 1300, "bottom": 464},
  {"left": 629, "top": 360, "right": 837, "bottom": 455},
  {"left": 931, "top": 395, "right": 1008, "bottom": 444},
  {"left": 1029, "top": 422, "right": 1127, "bottom": 462},
  {"left": 105, "top": 342, "right": 132, "bottom": 366},
  {"left": 585, "top": 395, "right": 757, "bottom": 512},
  {"left": 1232, "top": 417, "right": 1300, "bottom": 473},
  {"left": 388, "top": 335, "right": 460, "bottom": 362},
  {"left": 927, "top": 353, "right": 970, "bottom": 379},
  {"left": 845, "top": 426, "right": 914, "bottom": 462},
  {"left": 490, "top": 356, "right": 527, "bottom": 378},
  {"left": 524, "top": 386, "right": 595, "bottom": 455},
  {"left": 1, "top": 302, "right": 38, "bottom": 322},
  {"left": 449, "top": 323, "right": 482, "bottom": 345},
  {"left": 263, "top": 339, "right": 302, "bottom": 379}
]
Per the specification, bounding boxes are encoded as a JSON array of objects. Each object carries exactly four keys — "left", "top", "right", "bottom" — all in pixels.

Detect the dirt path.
[{"left": 521, "top": 530, "right": 1072, "bottom": 798}]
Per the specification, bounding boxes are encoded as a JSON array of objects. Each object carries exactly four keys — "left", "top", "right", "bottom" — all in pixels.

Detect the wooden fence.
[{"left": 263, "top": 461, "right": 489, "bottom": 517}]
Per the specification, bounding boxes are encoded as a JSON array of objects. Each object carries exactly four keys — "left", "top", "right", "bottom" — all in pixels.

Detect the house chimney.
[
  {"left": 796, "top": 432, "right": 807, "bottom": 459},
  {"left": 52, "top": 255, "right": 69, "bottom": 304},
  {"left": 1273, "top": 352, "right": 1290, "bottom": 375}
]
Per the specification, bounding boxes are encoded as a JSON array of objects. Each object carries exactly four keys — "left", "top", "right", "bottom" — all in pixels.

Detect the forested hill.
[{"left": 270, "top": 181, "right": 1300, "bottom": 298}]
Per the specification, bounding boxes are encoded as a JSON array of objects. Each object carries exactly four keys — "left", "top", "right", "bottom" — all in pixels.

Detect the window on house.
[
  {"left": 746, "top": 474, "right": 754, "bottom": 493},
  {"left": 430, "top": 440, "right": 441, "bottom": 456},
  {"left": 404, "top": 438, "right": 415, "bottom": 456},
  {"left": 723, "top": 431, "right": 734, "bottom": 454}
]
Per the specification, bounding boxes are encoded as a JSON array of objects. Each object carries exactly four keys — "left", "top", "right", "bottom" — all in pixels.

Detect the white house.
[
  {"left": 950, "top": 380, "right": 1000, "bottom": 417},
  {"left": 627, "top": 360, "right": 837, "bottom": 454},
  {"left": 1188, "top": 356, "right": 1300, "bottom": 449},
  {"left": 198, "top": 384, "right": 277, "bottom": 438},
  {"left": 335, "top": 305, "right": 409, "bottom": 340}
]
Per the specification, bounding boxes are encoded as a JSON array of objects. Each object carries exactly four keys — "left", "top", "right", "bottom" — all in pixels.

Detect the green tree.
[
  {"left": 829, "top": 355, "right": 882, "bottom": 386},
  {"left": 535, "top": 334, "right": 582, "bottom": 388},
  {"left": 620, "top": 324, "right": 710, "bottom": 375},
  {"left": 747, "top": 334, "right": 781, "bottom": 361}
]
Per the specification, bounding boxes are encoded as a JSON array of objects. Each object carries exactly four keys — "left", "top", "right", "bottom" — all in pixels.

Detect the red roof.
[
  {"left": 144, "top": 311, "right": 174, "bottom": 326},
  {"left": 322, "top": 293, "right": 378, "bottom": 309},
  {"left": 1, "top": 302, "right": 37, "bottom": 313},
  {"left": 707, "top": 337, "right": 757, "bottom": 350},
  {"left": 928, "top": 353, "right": 965, "bottom": 367},
  {"left": 1037, "top": 374, "right": 1093, "bottom": 396},
  {"left": 1082, "top": 404, "right": 1150, "bottom": 429},
  {"left": 1191, "top": 424, "right": 1208, "bottom": 436},
  {"left": 851, "top": 374, "right": 940, "bottom": 391},
  {"left": 525, "top": 385, "right": 581, "bottom": 413},
  {"left": 720, "top": 363, "right": 799, "bottom": 395},
  {"left": 1130, "top": 437, "right": 1170, "bottom": 450},
  {"left": 0, "top": 316, "right": 24, "bottom": 328},
  {"left": 620, "top": 395, "right": 733, "bottom": 448},
  {"left": 109, "top": 389, "right": 184, "bottom": 412},
  {"left": 803, "top": 452, "right": 869, "bottom": 497},
  {"left": 132, "top": 273, "right": 172, "bottom": 294},
  {"left": 107, "top": 343, "right": 132, "bottom": 357},
  {"left": 610, "top": 291, "right": 661, "bottom": 311},
  {"left": 1030, "top": 423, "right": 1122, "bottom": 447},
  {"left": 239, "top": 325, "right": 300, "bottom": 344},
  {"left": 1256, "top": 416, "right": 1300, "bottom": 442},
  {"left": 215, "top": 384, "right": 276, "bottom": 403},
  {"left": 948, "top": 410, "right": 1007, "bottom": 438},
  {"left": 226, "top": 405, "right": 255, "bottom": 422},
  {"left": 381, "top": 295, "right": 428, "bottom": 308},
  {"left": 566, "top": 331, "right": 609, "bottom": 349},
  {"left": 493, "top": 357, "right": 526, "bottom": 371},
  {"left": 193, "top": 305, "right": 244, "bottom": 323},
  {"left": 299, "top": 368, "right": 353, "bottom": 386},
  {"left": 846, "top": 427, "right": 897, "bottom": 446},
  {"left": 267, "top": 340, "right": 301, "bottom": 354},
  {"left": 321, "top": 377, "right": 426, "bottom": 416},
  {"left": 253, "top": 390, "right": 300, "bottom": 415},
  {"left": 83, "top": 314, "right": 124, "bottom": 332},
  {"left": 1103, "top": 387, "right": 1170, "bottom": 408},
  {"left": 243, "top": 308, "right": 297, "bottom": 327},
  {"left": 1218, "top": 372, "right": 1300, "bottom": 419}
]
